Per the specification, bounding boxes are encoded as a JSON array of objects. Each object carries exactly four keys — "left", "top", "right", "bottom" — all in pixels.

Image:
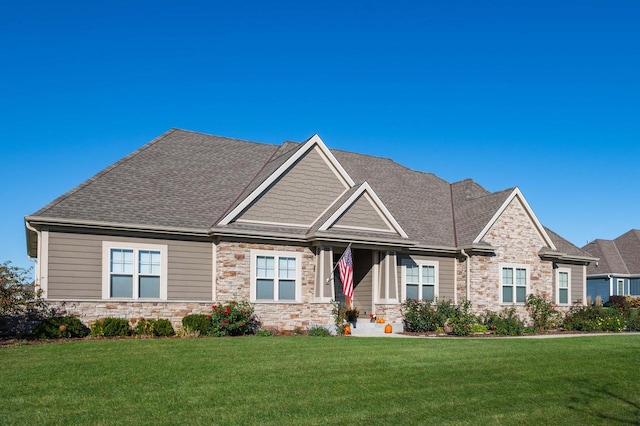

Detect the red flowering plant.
[
  {"left": 210, "top": 301, "right": 260, "bottom": 337},
  {"left": 525, "top": 293, "right": 561, "bottom": 333}
]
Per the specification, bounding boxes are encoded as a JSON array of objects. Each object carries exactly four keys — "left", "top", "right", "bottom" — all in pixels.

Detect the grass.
[{"left": 1, "top": 335, "right": 639, "bottom": 425}]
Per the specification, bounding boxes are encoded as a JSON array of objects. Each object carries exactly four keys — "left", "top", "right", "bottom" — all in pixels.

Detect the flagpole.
[{"left": 326, "top": 243, "right": 353, "bottom": 280}]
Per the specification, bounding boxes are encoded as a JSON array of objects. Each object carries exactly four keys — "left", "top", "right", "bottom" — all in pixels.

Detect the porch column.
[{"left": 314, "top": 246, "right": 334, "bottom": 301}]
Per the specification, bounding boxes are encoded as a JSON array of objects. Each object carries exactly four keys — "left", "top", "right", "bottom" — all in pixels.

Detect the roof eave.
[{"left": 25, "top": 216, "right": 210, "bottom": 237}]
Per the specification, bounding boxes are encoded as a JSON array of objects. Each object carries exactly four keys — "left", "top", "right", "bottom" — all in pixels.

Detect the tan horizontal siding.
[
  {"left": 47, "top": 231, "right": 212, "bottom": 301},
  {"left": 397, "top": 254, "right": 456, "bottom": 302}
]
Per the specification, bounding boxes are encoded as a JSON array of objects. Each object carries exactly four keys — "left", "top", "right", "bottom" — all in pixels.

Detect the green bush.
[
  {"left": 308, "top": 325, "right": 332, "bottom": 337},
  {"left": 401, "top": 299, "right": 441, "bottom": 332},
  {"left": 34, "top": 315, "right": 89, "bottom": 339},
  {"left": 255, "top": 328, "right": 274, "bottom": 337},
  {"left": 626, "top": 309, "right": 640, "bottom": 331},
  {"left": 182, "top": 314, "right": 212, "bottom": 335},
  {"left": 402, "top": 298, "right": 475, "bottom": 335},
  {"left": 133, "top": 318, "right": 175, "bottom": 337},
  {"left": 563, "top": 306, "right": 624, "bottom": 332},
  {"left": 482, "top": 308, "right": 524, "bottom": 336},
  {"left": 525, "top": 294, "right": 561, "bottom": 332},
  {"left": 154, "top": 319, "right": 175, "bottom": 336},
  {"left": 91, "top": 317, "right": 131, "bottom": 337},
  {"left": 210, "top": 301, "right": 260, "bottom": 336},
  {"left": 447, "top": 300, "right": 475, "bottom": 336}
]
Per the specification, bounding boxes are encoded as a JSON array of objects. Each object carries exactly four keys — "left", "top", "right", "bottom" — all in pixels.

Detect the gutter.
[{"left": 25, "top": 216, "right": 210, "bottom": 238}]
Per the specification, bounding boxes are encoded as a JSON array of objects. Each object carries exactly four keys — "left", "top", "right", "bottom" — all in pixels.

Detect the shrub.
[
  {"left": 134, "top": 318, "right": 175, "bottom": 337},
  {"left": 91, "top": 317, "right": 131, "bottom": 337},
  {"left": 563, "top": 306, "right": 624, "bottom": 332},
  {"left": 210, "top": 301, "right": 260, "bottom": 336},
  {"left": 34, "top": 315, "right": 89, "bottom": 339},
  {"left": 0, "top": 261, "right": 50, "bottom": 337},
  {"left": 308, "top": 325, "right": 332, "bottom": 337},
  {"left": 482, "top": 308, "right": 524, "bottom": 336},
  {"left": 447, "top": 300, "right": 475, "bottom": 336},
  {"left": 525, "top": 294, "right": 561, "bottom": 332},
  {"left": 154, "top": 319, "right": 175, "bottom": 336},
  {"left": 401, "top": 299, "right": 440, "bottom": 332},
  {"left": 402, "top": 299, "right": 475, "bottom": 335},
  {"left": 182, "top": 314, "right": 212, "bottom": 335},
  {"left": 626, "top": 309, "right": 640, "bottom": 331}
]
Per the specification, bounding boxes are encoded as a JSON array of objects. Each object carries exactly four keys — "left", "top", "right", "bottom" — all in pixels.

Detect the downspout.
[
  {"left": 25, "top": 220, "right": 40, "bottom": 289},
  {"left": 461, "top": 249, "right": 470, "bottom": 301}
]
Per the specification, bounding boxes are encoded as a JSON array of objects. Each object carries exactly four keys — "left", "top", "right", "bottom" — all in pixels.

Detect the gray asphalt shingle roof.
[
  {"left": 583, "top": 229, "right": 640, "bottom": 275},
  {"left": 30, "top": 129, "right": 589, "bottom": 257}
]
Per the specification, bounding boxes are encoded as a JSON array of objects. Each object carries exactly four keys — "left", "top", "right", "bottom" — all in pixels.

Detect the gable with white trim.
[
  {"left": 319, "top": 182, "right": 408, "bottom": 238},
  {"left": 474, "top": 188, "right": 556, "bottom": 250}
]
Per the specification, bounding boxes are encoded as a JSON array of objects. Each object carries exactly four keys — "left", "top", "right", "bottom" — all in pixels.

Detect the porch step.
[{"left": 348, "top": 321, "right": 403, "bottom": 336}]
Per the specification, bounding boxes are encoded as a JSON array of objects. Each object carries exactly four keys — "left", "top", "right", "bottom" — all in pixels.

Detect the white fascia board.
[
  {"left": 473, "top": 187, "right": 557, "bottom": 250},
  {"left": 318, "top": 182, "right": 409, "bottom": 239},
  {"left": 218, "top": 134, "right": 355, "bottom": 226}
]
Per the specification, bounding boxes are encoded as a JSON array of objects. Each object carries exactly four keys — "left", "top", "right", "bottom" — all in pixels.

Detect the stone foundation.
[{"left": 48, "top": 299, "right": 337, "bottom": 331}]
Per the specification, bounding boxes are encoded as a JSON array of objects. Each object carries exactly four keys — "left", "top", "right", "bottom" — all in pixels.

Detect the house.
[
  {"left": 25, "top": 129, "right": 596, "bottom": 330},
  {"left": 582, "top": 230, "right": 640, "bottom": 304}
]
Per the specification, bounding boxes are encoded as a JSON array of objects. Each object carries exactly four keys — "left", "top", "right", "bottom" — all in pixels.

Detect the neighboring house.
[
  {"left": 582, "top": 230, "right": 640, "bottom": 304},
  {"left": 25, "top": 129, "right": 596, "bottom": 330}
]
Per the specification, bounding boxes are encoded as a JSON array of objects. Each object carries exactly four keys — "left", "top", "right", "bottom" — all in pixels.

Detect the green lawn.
[{"left": 1, "top": 335, "right": 639, "bottom": 425}]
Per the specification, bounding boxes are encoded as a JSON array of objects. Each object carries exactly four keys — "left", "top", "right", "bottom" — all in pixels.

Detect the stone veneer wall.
[
  {"left": 48, "top": 300, "right": 211, "bottom": 330},
  {"left": 467, "top": 198, "right": 554, "bottom": 317},
  {"left": 216, "top": 241, "right": 335, "bottom": 330},
  {"left": 373, "top": 304, "right": 402, "bottom": 323}
]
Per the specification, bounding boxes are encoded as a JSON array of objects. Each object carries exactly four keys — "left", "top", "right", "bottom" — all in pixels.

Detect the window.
[
  {"left": 102, "top": 242, "right": 168, "bottom": 300},
  {"left": 617, "top": 279, "right": 625, "bottom": 295},
  {"left": 501, "top": 264, "right": 528, "bottom": 304},
  {"left": 403, "top": 260, "right": 438, "bottom": 301},
  {"left": 557, "top": 268, "right": 570, "bottom": 305},
  {"left": 251, "top": 250, "right": 302, "bottom": 302}
]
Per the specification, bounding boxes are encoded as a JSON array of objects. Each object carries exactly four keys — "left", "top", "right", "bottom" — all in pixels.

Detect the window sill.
[{"left": 251, "top": 300, "right": 302, "bottom": 304}]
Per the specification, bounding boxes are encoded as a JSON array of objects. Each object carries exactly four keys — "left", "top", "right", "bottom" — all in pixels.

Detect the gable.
[
  {"left": 480, "top": 195, "right": 550, "bottom": 252},
  {"left": 474, "top": 188, "right": 556, "bottom": 250},
  {"left": 330, "top": 193, "right": 395, "bottom": 233},
  {"left": 318, "top": 182, "right": 408, "bottom": 238},
  {"left": 234, "top": 146, "right": 349, "bottom": 227}
]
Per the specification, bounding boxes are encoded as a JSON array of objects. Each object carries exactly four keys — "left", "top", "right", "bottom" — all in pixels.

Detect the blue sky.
[{"left": 2, "top": 1, "right": 639, "bottom": 271}]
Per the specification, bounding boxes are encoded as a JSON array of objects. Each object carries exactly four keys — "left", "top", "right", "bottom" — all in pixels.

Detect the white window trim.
[
  {"left": 617, "top": 279, "right": 625, "bottom": 296},
  {"left": 401, "top": 259, "right": 439, "bottom": 302},
  {"left": 102, "top": 241, "right": 168, "bottom": 300},
  {"left": 250, "top": 249, "right": 302, "bottom": 303},
  {"left": 499, "top": 263, "right": 530, "bottom": 305},
  {"left": 556, "top": 268, "right": 571, "bottom": 306}
]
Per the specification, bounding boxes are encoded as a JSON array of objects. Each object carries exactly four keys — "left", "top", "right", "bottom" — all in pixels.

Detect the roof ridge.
[
  {"left": 332, "top": 147, "right": 449, "bottom": 184},
  {"left": 170, "top": 128, "right": 277, "bottom": 147},
  {"left": 611, "top": 240, "right": 630, "bottom": 274},
  {"left": 30, "top": 129, "right": 179, "bottom": 217}
]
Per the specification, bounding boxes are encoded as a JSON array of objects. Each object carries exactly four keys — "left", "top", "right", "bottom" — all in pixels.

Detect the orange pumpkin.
[
  {"left": 344, "top": 324, "right": 351, "bottom": 335},
  {"left": 384, "top": 323, "right": 393, "bottom": 334}
]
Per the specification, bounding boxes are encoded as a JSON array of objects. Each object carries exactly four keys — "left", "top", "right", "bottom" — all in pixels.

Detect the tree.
[{"left": 1, "top": 261, "right": 48, "bottom": 336}]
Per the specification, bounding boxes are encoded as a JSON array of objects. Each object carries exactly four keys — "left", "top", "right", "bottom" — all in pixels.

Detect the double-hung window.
[
  {"left": 556, "top": 268, "right": 571, "bottom": 305},
  {"left": 501, "top": 264, "right": 528, "bottom": 304},
  {"left": 251, "top": 250, "right": 302, "bottom": 303},
  {"left": 403, "top": 260, "right": 438, "bottom": 302},
  {"left": 103, "top": 242, "right": 168, "bottom": 300}
]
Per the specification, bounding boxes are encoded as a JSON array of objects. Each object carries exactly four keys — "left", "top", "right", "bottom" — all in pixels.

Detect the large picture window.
[
  {"left": 102, "top": 242, "right": 168, "bottom": 300},
  {"left": 251, "top": 250, "right": 302, "bottom": 303},
  {"left": 556, "top": 268, "right": 571, "bottom": 305},
  {"left": 403, "top": 260, "right": 438, "bottom": 302},
  {"left": 501, "top": 264, "right": 528, "bottom": 304}
]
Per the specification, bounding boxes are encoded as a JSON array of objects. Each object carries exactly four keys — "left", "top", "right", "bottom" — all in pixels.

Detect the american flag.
[{"left": 338, "top": 245, "right": 354, "bottom": 302}]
